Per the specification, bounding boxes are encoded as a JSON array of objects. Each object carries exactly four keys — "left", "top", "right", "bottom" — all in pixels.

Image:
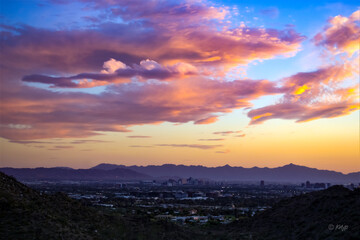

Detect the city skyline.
[{"left": 0, "top": 0, "right": 359, "bottom": 173}]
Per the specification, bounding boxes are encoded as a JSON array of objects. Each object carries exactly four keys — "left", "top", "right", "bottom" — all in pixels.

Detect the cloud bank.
[{"left": 0, "top": 1, "right": 358, "bottom": 141}]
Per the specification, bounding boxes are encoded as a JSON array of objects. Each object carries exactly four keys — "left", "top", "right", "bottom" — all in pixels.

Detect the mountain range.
[
  {"left": 1, "top": 163, "right": 359, "bottom": 183},
  {"left": 91, "top": 163, "right": 360, "bottom": 183},
  {"left": 0, "top": 167, "right": 149, "bottom": 181}
]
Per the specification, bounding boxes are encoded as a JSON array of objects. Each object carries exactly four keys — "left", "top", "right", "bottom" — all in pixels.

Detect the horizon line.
[{"left": 1, "top": 162, "right": 359, "bottom": 175}]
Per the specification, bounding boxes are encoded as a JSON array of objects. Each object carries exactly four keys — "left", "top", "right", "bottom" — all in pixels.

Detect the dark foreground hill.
[
  {"left": 227, "top": 185, "right": 360, "bottom": 239},
  {"left": 1, "top": 171, "right": 359, "bottom": 239},
  {"left": 0, "top": 171, "right": 204, "bottom": 240}
]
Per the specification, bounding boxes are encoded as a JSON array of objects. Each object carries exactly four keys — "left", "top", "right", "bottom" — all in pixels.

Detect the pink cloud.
[{"left": 314, "top": 10, "right": 360, "bottom": 56}]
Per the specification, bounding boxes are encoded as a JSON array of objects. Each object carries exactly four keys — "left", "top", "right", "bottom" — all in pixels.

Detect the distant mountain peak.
[
  {"left": 281, "top": 163, "right": 305, "bottom": 168},
  {"left": 91, "top": 163, "right": 125, "bottom": 170}
]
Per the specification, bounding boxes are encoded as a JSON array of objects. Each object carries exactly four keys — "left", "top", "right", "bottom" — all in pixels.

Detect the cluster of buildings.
[
  {"left": 155, "top": 214, "right": 228, "bottom": 224},
  {"left": 113, "top": 190, "right": 225, "bottom": 200},
  {"left": 162, "top": 177, "right": 210, "bottom": 186},
  {"left": 301, "top": 181, "right": 331, "bottom": 189},
  {"left": 300, "top": 181, "right": 360, "bottom": 190},
  {"left": 139, "top": 177, "right": 227, "bottom": 187}
]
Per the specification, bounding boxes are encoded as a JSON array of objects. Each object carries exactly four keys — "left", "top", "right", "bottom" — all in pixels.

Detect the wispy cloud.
[
  {"left": 235, "top": 134, "right": 246, "bottom": 138},
  {"left": 215, "top": 149, "right": 230, "bottom": 154},
  {"left": 198, "top": 138, "right": 224, "bottom": 141},
  {"left": 47, "top": 145, "right": 74, "bottom": 151},
  {"left": 70, "top": 140, "right": 112, "bottom": 144},
  {"left": 127, "top": 136, "right": 152, "bottom": 138},
  {"left": 213, "top": 131, "right": 242, "bottom": 136},
  {"left": 9, "top": 140, "right": 57, "bottom": 144},
  {"left": 260, "top": 7, "right": 279, "bottom": 19},
  {"left": 54, "top": 145, "right": 74, "bottom": 149},
  {"left": 155, "top": 144, "right": 222, "bottom": 150},
  {"left": 129, "top": 145, "right": 153, "bottom": 148}
]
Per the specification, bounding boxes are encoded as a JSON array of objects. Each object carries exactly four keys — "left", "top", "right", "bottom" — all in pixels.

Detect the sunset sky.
[{"left": 0, "top": 0, "right": 359, "bottom": 173}]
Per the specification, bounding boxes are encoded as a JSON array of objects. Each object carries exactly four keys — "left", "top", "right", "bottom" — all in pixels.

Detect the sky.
[{"left": 0, "top": 0, "right": 359, "bottom": 173}]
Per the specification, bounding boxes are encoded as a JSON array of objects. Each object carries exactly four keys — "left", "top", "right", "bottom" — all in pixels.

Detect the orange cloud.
[
  {"left": 293, "top": 85, "right": 310, "bottom": 95},
  {"left": 194, "top": 116, "right": 218, "bottom": 125},
  {"left": 248, "top": 59, "right": 359, "bottom": 125},
  {"left": 252, "top": 112, "right": 273, "bottom": 121}
]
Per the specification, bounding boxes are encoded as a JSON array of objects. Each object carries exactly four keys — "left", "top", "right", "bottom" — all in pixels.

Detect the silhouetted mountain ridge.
[
  {"left": 1, "top": 163, "right": 358, "bottom": 183},
  {"left": 0, "top": 167, "right": 150, "bottom": 181},
  {"left": 92, "top": 163, "right": 360, "bottom": 183}
]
